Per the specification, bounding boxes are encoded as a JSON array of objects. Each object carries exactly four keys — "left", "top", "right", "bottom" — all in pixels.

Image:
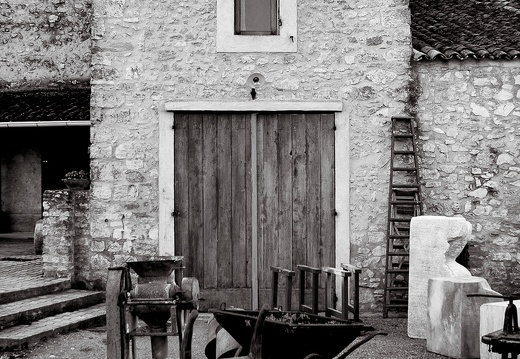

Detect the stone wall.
[
  {"left": 0, "top": 0, "right": 92, "bottom": 89},
  {"left": 42, "top": 190, "right": 94, "bottom": 288},
  {"left": 89, "top": 0, "right": 414, "bottom": 311},
  {"left": 414, "top": 59, "right": 520, "bottom": 296}
]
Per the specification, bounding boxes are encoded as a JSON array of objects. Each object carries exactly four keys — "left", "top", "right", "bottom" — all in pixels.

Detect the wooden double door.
[{"left": 173, "top": 112, "right": 335, "bottom": 310}]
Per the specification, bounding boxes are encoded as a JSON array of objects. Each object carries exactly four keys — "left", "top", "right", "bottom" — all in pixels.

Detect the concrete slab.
[{"left": 427, "top": 276, "right": 501, "bottom": 359}]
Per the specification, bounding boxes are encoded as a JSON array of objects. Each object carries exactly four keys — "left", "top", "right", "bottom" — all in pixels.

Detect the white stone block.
[
  {"left": 480, "top": 300, "right": 520, "bottom": 359},
  {"left": 427, "top": 276, "right": 501, "bottom": 359},
  {"left": 408, "top": 215, "right": 472, "bottom": 339}
]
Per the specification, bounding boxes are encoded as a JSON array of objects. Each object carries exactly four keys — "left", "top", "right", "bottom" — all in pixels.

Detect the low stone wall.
[{"left": 42, "top": 190, "right": 91, "bottom": 288}]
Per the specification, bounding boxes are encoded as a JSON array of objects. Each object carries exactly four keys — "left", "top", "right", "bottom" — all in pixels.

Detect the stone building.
[
  {"left": 410, "top": 0, "right": 520, "bottom": 298},
  {"left": 0, "top": 1, "right": 91, "bottom": 232},
  {"left": 1, "top": 0, "right": 519, "bottom": 313}
]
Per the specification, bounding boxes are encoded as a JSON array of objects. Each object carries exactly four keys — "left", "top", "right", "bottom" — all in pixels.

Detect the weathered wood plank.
[
  {"left": 231, "top": 113, "right": 248, "bottom": 287},
  {"left": 203, "top": 113, "right": 218, "bottom": 289},
  {"left": 245, "top": 116, "right": 253, "bottom": 289},
  {"left": 305, "top": 114, "right": 321, "bottom": 285},
  {"left": 174, "top": 113, "right": 190, "bottom": 260},
  {"left": 260, "top": 114, "right": 279, "bottom": 289},
  {"left": 320, "top": 114, "right": 336, "bottom": 268},
  {"left": 291, "top": 114, "right": 307, "bottom": 272},
  {"left": 106, "top": 268, "right": 125, "bottom": 359},
  {"left": 277, "top": 114, "right": 293, "bottom": 274},
  {"left": 217, "top": 114, "right": 233, "bottom": 287},
  {"left": 187, "top": 114, "right": 204, "bottom": 280}
]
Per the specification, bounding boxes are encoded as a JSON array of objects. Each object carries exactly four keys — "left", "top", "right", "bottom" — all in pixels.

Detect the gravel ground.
[{"left": 0, "top": 315, "right": 449, "bottom": 359}]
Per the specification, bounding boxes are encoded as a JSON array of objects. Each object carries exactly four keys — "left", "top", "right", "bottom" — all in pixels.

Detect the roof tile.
[
  {"left": 411, "top": 0, "right": 520, "bottom": 61},
  {"left": 0, "top": 89, "right": 90, "bottom": 122}
]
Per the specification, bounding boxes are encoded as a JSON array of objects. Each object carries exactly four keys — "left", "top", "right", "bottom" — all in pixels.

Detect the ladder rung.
[
  {"left": 388, "top": 235, "right": 409, "bottom": 239},
  {"left": 392, "top": 167, "right": 417, "bottom": 171},
  {"left": 385, "top": 304, "right": 408, "bottom": 309},
  {"left": 393, "top": 134, "right": 414, "bottom": 138},
  {"left": 385, "top": 288, "right": 409, "bottom": 293},
  {"left": 389, "top": 217, "right": 412, "bottom": 222},
  {"left": 393, "top": 151, "right": 416, "bottom": 155},
  {"left": 386, "top": 269, "right": 409, "bottom": 273},
  {"left": 392, "top": 185, "right": 420, "bottom": 189},
  {"left": 387, "top": 252, "right": 409, "bottom": 256},
  {"left": 391, "top": 202, "right": 421, "bottom": 206}
]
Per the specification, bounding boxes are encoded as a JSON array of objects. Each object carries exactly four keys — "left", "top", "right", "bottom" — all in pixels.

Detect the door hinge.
[{"left": 171, "top": 210, "right": 181, "bottom": 217}]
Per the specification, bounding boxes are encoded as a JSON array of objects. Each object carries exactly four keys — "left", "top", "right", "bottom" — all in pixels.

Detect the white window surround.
[
  {"left": 216, "top": 0, "right": 297, "bottom": 53},
  {"left": 158, "top": 100, "right": 350, "bottom": 275}
]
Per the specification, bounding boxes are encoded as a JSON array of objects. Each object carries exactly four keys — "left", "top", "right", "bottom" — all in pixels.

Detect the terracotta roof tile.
[
  {"left": 0, "top": 89, "right": 90, "bottom": 122},
  {"left": 411, "top": 0, "right": 520, "bottom": 61}
]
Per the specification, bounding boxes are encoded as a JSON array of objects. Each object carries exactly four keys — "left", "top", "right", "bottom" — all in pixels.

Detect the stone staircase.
[{"left": 0, "top": 258, "right": 106, "bottom": 351}]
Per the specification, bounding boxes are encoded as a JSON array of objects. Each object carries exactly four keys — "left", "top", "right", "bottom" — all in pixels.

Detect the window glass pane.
[{"left": 238, "top": 0, "right": 276, "bottom": 34}]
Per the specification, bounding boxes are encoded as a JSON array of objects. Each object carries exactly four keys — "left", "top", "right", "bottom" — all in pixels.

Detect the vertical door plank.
[
  {"left": 217, "top": 114, "right": 233, "bottom": 287},
  {"left": 187, "top": 114, "right": 204, "bottom": 280},
  {"left": 277, "top": 114, "right": 293, "bottom": 272},
  {"left": 258, "top": 113, "right": 279, "bottom": 289},
  {"left": 320, "top": 114, "right": 336, "bottom": 268},
  {"left": 305, "top": 113, "right": 322, "bottom": 272},
  {"left": 231, "top": 113, "right": 248, "bottom": 287},
  {"left": 291, "top": 114, "right": 307, "bottom": 271},
  {"left": 245, "top": 117, "right": 253, "bottom": 288},
  {"left": 256, "top": 115, "right": 265, "bottom": 302},
  {"left": 174, "top": 113, "right": 190, "bottom": 260},
  {"left": 203, "top": 113, "right": 218, "bottom": 289},
  {"left": 265, "top": 114, "right": 279, "bottom": 289}
]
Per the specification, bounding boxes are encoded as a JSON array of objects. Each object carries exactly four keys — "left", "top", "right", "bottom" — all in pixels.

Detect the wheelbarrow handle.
[{"left": 332, "top": 331, "right": 388, "bottom": 359}]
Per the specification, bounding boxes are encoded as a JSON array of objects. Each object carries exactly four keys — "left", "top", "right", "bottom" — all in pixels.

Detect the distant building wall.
[
  {"left": 414, "top": 59, "right": 520, "bottom": 295},
  {"left": 0, "top": 141, "right": 41, "bottom": 232},
  {"left": 0, "top": 0, "right": 92, "bottom": 89},
  {"left": 0, "top": 0, "right": 92, "bottom": 232},
  {"left": 89, "top": 0, "right": 414, "bottom": 311}
]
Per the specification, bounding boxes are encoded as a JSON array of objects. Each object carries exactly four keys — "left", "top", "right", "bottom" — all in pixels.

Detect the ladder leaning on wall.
[{"left": 383, "top": 116, "right": 424, "bottom": 318}]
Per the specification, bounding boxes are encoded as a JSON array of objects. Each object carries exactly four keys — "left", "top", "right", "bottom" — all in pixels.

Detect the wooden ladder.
[{"left": 383, "top": 116, "right": 423, "bottom": 318}]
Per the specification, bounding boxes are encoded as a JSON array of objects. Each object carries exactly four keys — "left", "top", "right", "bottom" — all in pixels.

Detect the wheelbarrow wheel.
[{"left": 303, "top": 354, "right": 324, "bottom": 359}]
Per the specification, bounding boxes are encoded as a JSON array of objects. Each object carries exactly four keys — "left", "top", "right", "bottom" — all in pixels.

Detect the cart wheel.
[
  {"left": 181, "top": 277, "right": 200, "bottom": 309},
  {"left": 303, "top": 354, "right": 324, "bottom": 359}
]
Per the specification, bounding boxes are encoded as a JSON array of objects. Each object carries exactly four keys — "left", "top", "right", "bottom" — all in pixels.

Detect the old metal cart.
[{"left": 210, "top": 304, "right": 385, "bottom": 359}]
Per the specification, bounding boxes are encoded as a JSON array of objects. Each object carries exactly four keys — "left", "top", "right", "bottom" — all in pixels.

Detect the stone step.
[
  {"left": 0, "top": 289, "right": 105, "bottom": 329},
  {"left": 0, "top": 277, "right": 71, "bottom": 305},
  {"left": 0, "top": 303, "right": 106, "bottom": 351}
]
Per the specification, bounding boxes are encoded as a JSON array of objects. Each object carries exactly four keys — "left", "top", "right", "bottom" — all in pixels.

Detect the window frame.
[
  {"left": 234, "top": 0, "right": 279, "bottom": 36},
  {"left": 216, "top": 0, "right": 297, "bottom": 53}
]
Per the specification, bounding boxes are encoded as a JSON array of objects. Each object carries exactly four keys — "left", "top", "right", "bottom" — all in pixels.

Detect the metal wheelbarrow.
[{"left": 210, "top": 304, "right": 386, "bottom": 359}]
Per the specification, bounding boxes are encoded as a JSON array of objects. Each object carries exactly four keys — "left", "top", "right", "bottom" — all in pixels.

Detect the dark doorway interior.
[
  {"left": 40, "top": 127, "right": 90, "bottom": 190},
  {"left": 0, "top": 88, "right": 91, "bottom": 233},
  {"left": 0, "top": 126, "right": 90, "bottom": 232}
]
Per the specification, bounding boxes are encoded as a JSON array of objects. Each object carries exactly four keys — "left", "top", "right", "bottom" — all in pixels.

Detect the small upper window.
[
  {"left": 217, "top": 0, "right": 297, "bottom": 52},
  {"left": 235, "top": 0, "right": 278, "bottom": 35}
]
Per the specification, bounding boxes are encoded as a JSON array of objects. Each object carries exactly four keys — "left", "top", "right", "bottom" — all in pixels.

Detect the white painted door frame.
[{"left": 158, "top": 101, "right": 350, "bottom": 308}]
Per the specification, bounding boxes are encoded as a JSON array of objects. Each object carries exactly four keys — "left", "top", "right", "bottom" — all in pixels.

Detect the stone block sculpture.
[{"left": 408, "top": 215, "right": 473, "bottom": 339}]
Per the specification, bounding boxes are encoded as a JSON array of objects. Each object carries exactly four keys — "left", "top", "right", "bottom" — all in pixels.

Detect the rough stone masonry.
[
  {"left": 6, "top": 0, "right": 520, "bottom": 313},
  {"left": 88, "top": 0, "right": 413, "bottom": 312}
]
